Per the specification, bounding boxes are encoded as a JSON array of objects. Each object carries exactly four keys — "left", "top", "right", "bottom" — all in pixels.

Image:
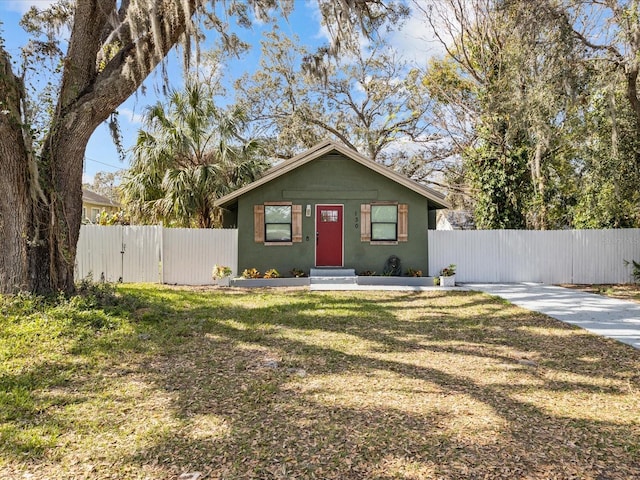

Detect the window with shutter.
[
  {"left": 362, "top": 203, "right": 409, "bottom": 244},
  {"left": 255, "top": 203, "right": 300, "bottom": 244}
]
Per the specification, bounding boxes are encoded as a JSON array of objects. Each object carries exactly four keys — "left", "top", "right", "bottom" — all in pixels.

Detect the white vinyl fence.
[
  {"left": 75, "top": 225, "right": 237, "bottom": 285},
  {"left": 162, "top": 228, "right": 238, "bottom": 285},
  {"left": 428, "top": 229, "right": 640, "bottom": 284},
  {"left": 77, "top": 226, "right": 638, "bottom": 285}
]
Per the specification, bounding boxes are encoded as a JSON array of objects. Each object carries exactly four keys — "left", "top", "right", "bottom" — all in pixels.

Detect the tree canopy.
[
  {"left": 419, "top": 0, "right": 640, "bottom": 229},
  {"left": 235, "top": 29, "right": 436, "bottom": 164},
  {"left": 121, "top": 82, "right": 267, "bottom": 228}
]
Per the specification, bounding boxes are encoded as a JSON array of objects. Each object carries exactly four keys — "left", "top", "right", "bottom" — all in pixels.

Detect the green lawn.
[{"left": 1, "top": 284, "right": 639, "bottom": 479}]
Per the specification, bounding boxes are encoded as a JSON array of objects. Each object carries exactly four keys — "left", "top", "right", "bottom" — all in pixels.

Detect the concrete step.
[
  {"left": 310, "top": 268, "right": 356, "bottom": 277},
  {"left": 310, "top": 276, "right": 358, "bottom": 285}
]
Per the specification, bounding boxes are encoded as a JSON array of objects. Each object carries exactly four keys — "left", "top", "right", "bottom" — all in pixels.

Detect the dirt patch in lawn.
[{"left": 561, "top": 283, "right": 640, "bottom": 303}]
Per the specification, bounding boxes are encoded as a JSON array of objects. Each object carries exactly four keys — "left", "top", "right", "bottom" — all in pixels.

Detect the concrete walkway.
[
  {"left": 309, "top": 284, "right": 466, "bottom": 292},
  {"left": 466, "top": 283, "right": 640, "bottom": 350}
]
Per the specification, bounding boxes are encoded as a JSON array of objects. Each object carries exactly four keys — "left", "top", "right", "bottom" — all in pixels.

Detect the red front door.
[{"left": 316, "top": 205, "right": 343, "bottom": 266}]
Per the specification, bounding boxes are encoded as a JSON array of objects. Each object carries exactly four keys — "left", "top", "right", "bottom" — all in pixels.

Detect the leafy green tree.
[
  {"left": 419, "top": 0, "right": 604, "bottom": 229},
  {"left": 83, "top": 171, "right": 122, "bottom": 203},
  {"left": 466, "top": 134, "right": 531, "bottom": 229},
  {"left": 121, "top": 83, "right": 267, "bottom": 228},
  {"left": 513, "top": 0, "right": 640, "bottom": 228},
  {"left": 572, "top": 83, "right": 640, "bottom": 228},
  {"left": 422, "top": 0, "right": 536, "bottom": 228}
]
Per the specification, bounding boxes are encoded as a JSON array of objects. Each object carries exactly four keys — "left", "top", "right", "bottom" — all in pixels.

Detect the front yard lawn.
[{"left": 1, "top": 284, "right": 639, "bottom": 479}]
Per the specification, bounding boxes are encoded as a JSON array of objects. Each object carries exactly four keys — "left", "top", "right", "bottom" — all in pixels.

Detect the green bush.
[{"left": 624, "top": 259, "right": 640, "bottom": 283}]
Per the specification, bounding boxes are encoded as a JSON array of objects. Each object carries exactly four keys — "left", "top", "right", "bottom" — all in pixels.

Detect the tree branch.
[
  {"left": 62, "top": 0, "right": 201, "bottom": 138},
  {"left": 59, "top": 0, "right": 116, "bottom": 111}
]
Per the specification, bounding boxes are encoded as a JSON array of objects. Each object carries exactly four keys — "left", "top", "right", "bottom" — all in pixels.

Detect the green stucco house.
[{"left": 215, "top": 140, "right": 449, "bottom": 276}]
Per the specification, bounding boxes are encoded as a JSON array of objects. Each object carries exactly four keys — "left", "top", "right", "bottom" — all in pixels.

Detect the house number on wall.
[{"left": 355, "top": 211, "right": 358, "bottom": 229}]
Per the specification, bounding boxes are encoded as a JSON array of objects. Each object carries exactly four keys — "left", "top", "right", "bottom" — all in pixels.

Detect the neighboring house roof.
[
  {"left": 215, "top": 140, "right": 451, "bottom": 209},
  {"left": 82, "top": 188, "right": 120, "bottom": 208}
]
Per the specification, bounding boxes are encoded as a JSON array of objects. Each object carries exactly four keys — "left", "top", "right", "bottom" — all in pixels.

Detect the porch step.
[
  {"left": 310, "top": 276, "right": 358, "bottom": 285},
  {"left": 310, "top": 268, "right": 357, "bottom": 285},
  {"left": 310, "top": 268, "right": 356, "bottom": 277}
]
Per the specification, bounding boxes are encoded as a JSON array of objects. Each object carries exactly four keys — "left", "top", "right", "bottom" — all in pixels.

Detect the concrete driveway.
[{"left": 466, "top": 283, "right": 640, "bottom": 350}]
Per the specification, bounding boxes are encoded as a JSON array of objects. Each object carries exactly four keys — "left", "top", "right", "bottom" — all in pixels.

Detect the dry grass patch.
[
  {"left": 1, "top": 285, "right": 638, "bottom": 479},
  {"left": 562, "top": 283, "right": 640, "bottom": 303}
]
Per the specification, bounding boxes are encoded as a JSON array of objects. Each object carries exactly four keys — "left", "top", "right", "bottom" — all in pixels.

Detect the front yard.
[{"left": 1, "top": 285, "right": 639, "bottom": 479}]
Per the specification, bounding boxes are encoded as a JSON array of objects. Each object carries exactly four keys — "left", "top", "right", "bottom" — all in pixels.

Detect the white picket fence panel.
[
  {"left": 162, "top": 228, "right": 238, "bottom": 285},
  {"left": 428, "top": 229, "right": 640, "bottom": 284},
  {"left": 75, "top": 225, "right": 237, "bottom": 285}
]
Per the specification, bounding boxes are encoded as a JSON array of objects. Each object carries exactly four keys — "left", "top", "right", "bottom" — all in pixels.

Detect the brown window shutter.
[
  {"left": 398, "top": 204, "right": 408, "bottom": 242},
  {"left": 254, "top": 205, "right": 264, "bottom": 243},
  {"left": 361, "top": 204, "right": 371, "bottom": 241},
  {"left": 292, "top": 204, "right": 302, "bottom": 242}
]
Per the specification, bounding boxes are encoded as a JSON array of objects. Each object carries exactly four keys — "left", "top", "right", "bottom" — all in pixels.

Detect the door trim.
[{"left": 315, "top": 204, "right": 344, "bottom": 267}]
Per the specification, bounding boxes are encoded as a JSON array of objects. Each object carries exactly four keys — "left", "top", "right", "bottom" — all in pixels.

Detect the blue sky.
[{"left": 0, "top": 0, "right": 440, "bottom": 183}]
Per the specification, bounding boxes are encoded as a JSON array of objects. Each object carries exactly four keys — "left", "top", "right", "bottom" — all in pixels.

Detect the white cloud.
[
  {"left": 119, "top": 107, "right": 144, "bottom": 125},
  {"left": 302, "top": 0, "right": 330, "bottom": 43},
  {"left": 5, "top": 0, "right": 57, "bottom": 14},
  {"left": 387, "top": 3, "right": 447, "bottom": 65}
]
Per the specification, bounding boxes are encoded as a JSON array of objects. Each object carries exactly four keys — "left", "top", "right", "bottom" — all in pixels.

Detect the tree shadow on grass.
[
  {"left": 3, "top": 286, "right": 639, "bottom": 479},
  {"left": 126, "top": 315, "right": 640, "bottom": 479},
  {"left": 114, "top": 288, "right": 640, "bottom": 479}
]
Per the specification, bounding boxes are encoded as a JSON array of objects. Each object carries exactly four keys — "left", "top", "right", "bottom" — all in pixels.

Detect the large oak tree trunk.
[
  {"left": 0, "top": 104, "right": 90, "bottom": 294},
  {"left": 0, "top": 0, "right": 200, "bottom": 295},
  {"left": 0, "top": 120, "right": 34, "bottom": 293},
  {"left": 0, "top": 48, "right": 38, "bottom": 293},
  {"left": 32, "top": 133, "right": 88, "bottom": 294}
]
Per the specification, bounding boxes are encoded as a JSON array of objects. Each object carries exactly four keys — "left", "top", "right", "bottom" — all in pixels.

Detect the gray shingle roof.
[{"left": 82, "top": 189, "right": 120, "bottom": 208}]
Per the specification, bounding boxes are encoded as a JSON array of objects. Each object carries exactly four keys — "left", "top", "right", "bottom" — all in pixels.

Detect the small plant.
[
  {"left": 263, "top": 268, "right": 280, "bottom": 279},
  {"left": 624, "top": 259, "right": 640, "bottom": 283},
  {"left": 212, "top": 265, "right": 232, "bottom": 280},
  {"left": 406, "top": 268, "right": 422, "bottom": 277},
  {"left": 290, "top": 268, "right": 306, "bottom": 278},
  {"left": 359, "top": 270, "right": 376, "bottom": 276},
  {"left": 97, "top": 210, "right": 130, "bottom": 226},
  {"left": 440, "top": 264, "right": 456, "bottom": 277},
  {"left": 242, "top": 268, "right": 261, "bottom": 279},
  {"left": 75, "top": 273, "right": 121, "bottom": 307},
  {"left": 433, "top": 276, "right": 440, "bottom": 286}
]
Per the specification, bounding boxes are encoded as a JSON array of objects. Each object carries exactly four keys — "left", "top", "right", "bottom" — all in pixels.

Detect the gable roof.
[
  {"left": 82, "top": 188, "right": 120, "bottom": 208},
  {"left": 215, "top": 140, "right": 450, "bottom": 209}
]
